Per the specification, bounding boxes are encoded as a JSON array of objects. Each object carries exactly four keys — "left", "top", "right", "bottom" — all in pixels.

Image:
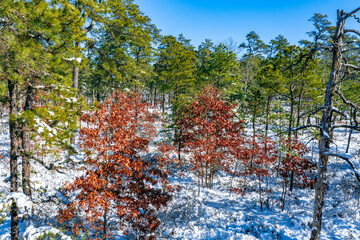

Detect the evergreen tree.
[
  {"left": 83, "top": 0, "right": 158, "bottom": 100},
  {"left": 154, "top": 34, "right": 197, "bottom": 111},
  {"left": 0, "top": 1, "right": 85, "bottom": 238},
  {"left": 239, "top": 31, "right": 267, "bottom": 92},
  {"left": 204, "top": 43, "right": 239, "bottom": 90},
  {"left": 196, "top": 39, "right": 215, "bottom": 88}
]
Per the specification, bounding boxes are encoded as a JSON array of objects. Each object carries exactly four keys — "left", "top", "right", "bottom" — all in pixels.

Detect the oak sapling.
[
  {"left": 174, "top": 86, "right": 247, "bottom": 189},
  {"left": 58, "top": 90, "right": 172, "bottom": 239}
]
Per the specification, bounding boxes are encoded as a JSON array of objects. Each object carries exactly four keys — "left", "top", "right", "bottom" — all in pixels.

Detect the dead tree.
[
  {"left": 297, "top": 8, "right": 360, "bottom": 240},
  {"left": 286, "top": 7, "right": 360, "bottom": 239}
]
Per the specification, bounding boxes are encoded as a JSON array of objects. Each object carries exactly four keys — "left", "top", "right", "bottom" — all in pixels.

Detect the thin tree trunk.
[
  {"left": 8, "top": 79, "right": 19, "bottom": 240},
  {"left": 153, "top": 88, "right": 157, "bottom": 107},
  {"left": 71, "top": 41, "right": 80, "bottom": 144},
  {"left": 346, "top": 129, "right": 352, "bottom": 153},
  {"left": 22, "top": 85, "right": 36, "bottom": 199},
  {"left": 311, "top": 153, "right": 328, "bottom": 240},
  {"left": 289, "top": 171, "right": 295, "bottom": 192},
  {"left": 310, "top": 9, "right": 347, "bottom": 240},
  {"left": 259, "top": 178, "right": 263, "bottom": 210},
  {"left": 346, "top": 109, "right": 353, "bottom": 153},
  {"left": 295, "top": 89, "right": 304, "bottom": 139},
  {"left": 265, "top": 96, "right": 272, "bottom": 139},
  {"left": 72, "top": 42, "right": 81, "bottom": 91},
  {"left": 161, "top": 92, "right": 165, "bottom": 113},
  {"left": 288, "top": 94, "right": 295, "bottom": 192},
  {"left": 103, "top": 203, "right": 108, "bottom": 240},
  {"left": 288, "top": 93, "right": 295, "bottom": 138}
]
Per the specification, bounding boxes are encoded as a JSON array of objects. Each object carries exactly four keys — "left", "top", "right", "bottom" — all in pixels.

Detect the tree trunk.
[
  {"left": 161, "top": 92, "right": 165, "bottom": 113},
  {"left": 22, "top": 85, "right": 36, "bottom": 199},
  {"left": 310, "top": 9, "right": 346, "bottom": 240},
  {"left": 289, "top": 171, "right": 295, "bottom": 192},
  {"left": 288, "top": 92, "right": 295, "bottom": 138},
  {"left": 153, "top": 88, "right": 157, "bottom": 107},
  {"left": 8, "top": 79, "right": 19, "bottom": 240},
  {"left": 72, "top": 42, "right": 80, "bottom": 91},
  {"left": 103, "top": 203, "right": 108, "bottom": 240},
  {"left": 295, "top": 88, "right": 304, "bottom": 139},
  {"left": 288, "top": 93, "right": 295, "bottom": 192},
  {"left": 71, "top": 41, "right": 80, "bottom": 144},
  {"left": 265, "top": 96, "right": 272, "bottom": 139}
]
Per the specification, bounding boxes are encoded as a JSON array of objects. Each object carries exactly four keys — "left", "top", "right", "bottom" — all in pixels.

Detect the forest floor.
[{"left": 0, "top": 112, "right": 360, "bottom": 239}]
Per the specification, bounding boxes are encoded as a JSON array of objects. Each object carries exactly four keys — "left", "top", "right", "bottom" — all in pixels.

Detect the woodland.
[{"left": 0, "top": 0, "right": 360, "bottom": 239}]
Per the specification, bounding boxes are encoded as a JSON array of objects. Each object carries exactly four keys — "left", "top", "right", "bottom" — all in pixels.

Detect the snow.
[
  {"left": 333, "top": 152, "right": 352, "bottom": 160},
  {"left": 34, "top": 116, "right": 57, "bottom": 135},
  {"left": 4, "top": 192, "right": 32, "bottom": 215},
  {"left": 64, "top": 57, "right": 82, "bottom": 63},
  {"left": 331, "top": 107, "right": 349, "bottom": 120},
  {"left": 65, "top": 97, "right": 77, "bottom": 103},
  {"left": 23, "top": 225, "right": 72, "bottom": 240},
  {"left": 322, "top": 130, "right": 330, "bottom": 138},
  {"left": 0, "top": 110, "right": 360, "bottom": 239}
]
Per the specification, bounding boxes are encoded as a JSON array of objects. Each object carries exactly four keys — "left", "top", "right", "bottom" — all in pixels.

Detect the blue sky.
[{"left": 134, "top": 0, "right": 359, "bottom": 47}]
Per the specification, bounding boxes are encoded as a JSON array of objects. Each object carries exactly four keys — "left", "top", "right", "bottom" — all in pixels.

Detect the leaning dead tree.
[{"left": 293, "top": 7, "right": 360, "bottom": 240}]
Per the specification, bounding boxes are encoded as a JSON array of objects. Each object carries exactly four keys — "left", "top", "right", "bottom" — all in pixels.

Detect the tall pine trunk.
[
  {"left": 265, "top": 96, "right": 272, "bottom": 139},
  {"left": 22, "top": 85, "right": 36, "bottom": 199},
  {"left": 8, "top": 79, "right": 19, "bottom": 240},
  {"left": 71, "top": 41, "right": 80, "bottom": 144},
  {"left": 288, "top": 93, "right": 295, "bottom": 192}
]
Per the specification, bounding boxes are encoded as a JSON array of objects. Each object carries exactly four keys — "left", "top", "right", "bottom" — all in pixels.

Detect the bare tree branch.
[
  {"left": 346, "top": 8, "right": 360, "bottom": 18},
  {"left": 335, "top": 90, "right": 359, "bottom": 109},
  {"left": 336, "top": 74, "right": 360, "bottom": 85},
  {"left": 323, "top": 151, "right": 360, "bottom": 182},
  {"left": 300, "top": 106, "right": 326, "bottom": 118},
  {"left": 331, "top": 106, "right": 349, "bottom": 120},
  {"left": 331, "top": 124, "right": 360, "bottom": 131},
  {"left": 342, "top": 47, "right": 360, "bottom": 53},
  {"left": 283, "top": 46, "right": 331, "bottom": 72},
  {"left": 335, "top": 89, "right": 359, "bottom": 125},
  {"left": 278, "top": 124, "right": 323, "bottom": 135},
  {"left": 32, "top": 156, "right": 66, "bottom": 174},
  {"left": 84, "top": 20, "right": 94, "bottom": 33},
  {"left": 343, "top": 63, "right": 360, "bottom": 71},
  {"left": 344, "top": 29, "right": 360, "bottom": 37}
]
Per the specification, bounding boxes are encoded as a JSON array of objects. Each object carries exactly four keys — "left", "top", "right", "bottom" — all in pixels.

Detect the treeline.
[{"left": 1, "top": 0, "right": 360, "bottom": 239}]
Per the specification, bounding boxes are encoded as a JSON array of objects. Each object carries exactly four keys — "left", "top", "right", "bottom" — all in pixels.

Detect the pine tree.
[
  {"left": 83, "top": 0, "right": 158, "bottom": 100},
  {"left": 0, "top": 1, "right": 85, "bottom": 238},
  {"left": 154, "top": 34, "right": 197, "bottom": 112},
  {"left": 196, "top": 42, "right": 239, "bottom": 90}
]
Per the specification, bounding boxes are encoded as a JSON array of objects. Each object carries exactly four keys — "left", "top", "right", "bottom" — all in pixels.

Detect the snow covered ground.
[{"left": 0, "top": 113, "right": 360, "bottom": 239}]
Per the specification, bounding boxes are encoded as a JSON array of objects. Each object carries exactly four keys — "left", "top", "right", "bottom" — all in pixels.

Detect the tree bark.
[
  {"left": 288, "top": 92, "right": 295, "bottom": 192},
  {"left": 288, "top": 90, "right": 295, "bottom": 139},
  {"left": 71, "top": 41, "right": 80, "bottom": 144},
  {"left": 265, "top": 96, "right": 272, "bottom": 139},
  {"left": 8, "top": 79, "right": 19, "bottom": 240},
  {"left": 310, "top": 9, "right": 346, "bottom": 240},
  {"left": 22, "top": 85, "right": 36, "bottom": 199}
]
